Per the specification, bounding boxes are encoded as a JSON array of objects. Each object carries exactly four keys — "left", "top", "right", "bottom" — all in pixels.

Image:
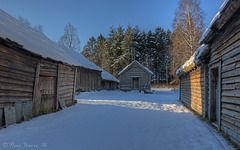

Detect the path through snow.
[{"left": 0, "top": 90, "right": 234, "bottom": 150}]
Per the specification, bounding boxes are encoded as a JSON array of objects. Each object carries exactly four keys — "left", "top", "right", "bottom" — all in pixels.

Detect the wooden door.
[
  {"left": 39, "top": 76, "right": 56, "bottom": 114},
  {"left": 132, "top": 78, "right": 139, "bottom": 90},
  {"left": 209, "top": 62, "right": 221, "bottom": 128}
]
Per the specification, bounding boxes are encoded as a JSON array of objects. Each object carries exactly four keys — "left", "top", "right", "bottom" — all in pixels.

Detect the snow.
[
  {"left": 219, "top": 0, "right": 230, "bottom": 12},
  {"left": 199, "top": 0, "right": 230, "bottom": 44},
  {"left": 199, "top": 12, "right": 220, "bottom": 44},
  {"left": 176, "top": 52, "right": 196, "bottom": 76},
  {"left": 0, "top": 90, "right": 234, "bottom": 150},
  {"left": 101, "top": 70, "right": 119, "bottom": 83},
  {"left": 176, "top": 44, "right": 209, "bottom": 76},
  {"left": 193, "top": 44, "right": 209, "bottom": 65},
  {"left": 118, "top": 60, "right": 153, "bottom": 76}
]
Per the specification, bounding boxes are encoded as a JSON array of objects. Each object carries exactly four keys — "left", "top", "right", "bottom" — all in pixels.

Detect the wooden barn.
[
  {"left": 101, "top": 70, "right": 119, "bottom": 90},
  {"left": 74, "top": 54, "right": 102, "bottom": 92},
  {"left": 0, "top": 9, "right": 83, "bottom": 127},
  {"left": 177, "top": 0, "right": 240, "bottom": 146},
  {"left": 75, "top": 55, "right": 119, "bottom": 91},
  {"left": 118, "top": 60, "right": 153, "bottom": 91}
]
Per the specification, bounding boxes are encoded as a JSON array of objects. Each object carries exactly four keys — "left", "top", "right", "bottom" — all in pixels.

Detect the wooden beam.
[
  {"left": 32, "top": 63, "right": 40, "bottom": 117},
  {"left": 72, "top": 67, "right": 77, "bottom": 104},
  {"left": 55, "top": 63, "right": 60, "bottom": 110},
  {"left": 218, "top": 61, "right": 222, "bottom": 129}
]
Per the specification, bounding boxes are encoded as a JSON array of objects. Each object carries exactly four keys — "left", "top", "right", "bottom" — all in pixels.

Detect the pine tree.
[
  {"left": 135, "top": 31, "right": 146, "bottom": 64},
  {"left": 146, "top": 31, "right": 155, "bottom": 70},
  {"left": 121, "top": 25, "right": 134, "bottom": 67},
  {"left": 95, "top": 34, "right": 106, "bottom": 68},
  {"left": 82, "top": 36, "right": 96, "bottom": 62},
  {"left": 105, "top": 26, "right": 117, "bottom": 74},
  {"left": 111, "top": 26, "right": 124, "bottom": 77}
]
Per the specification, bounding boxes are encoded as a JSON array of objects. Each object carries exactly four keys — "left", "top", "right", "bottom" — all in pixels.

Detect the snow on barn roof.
[
  {"left": 199, "top": 0, "right": 230, "bottom": 44},
  {"left": 118, "top": 60, "right": 154, "bottom": 76},
  {"left": 102, "top": 70, "right": 119, "bottom": 83},
  {"left": 0, "top": 8, "right": 101, "bottom": 71},
  {"left": 176, "top": 44, "right": 209, "bottom": 76},
  {"left": 0, "top": 9, "right": 120, "bottom": 83}
]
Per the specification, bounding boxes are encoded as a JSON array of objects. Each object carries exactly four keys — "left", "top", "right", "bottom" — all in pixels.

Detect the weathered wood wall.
[
  {"left": 0, "top": 39, "right": 36, "bottom": 109},
  {"left": 179, "top": 65, "right": 207, "bottom": 115},
  {"left": 76, "top": 67, "right": 101, "bottom": 92},
  {"left": 208, "top": 10, "right": 240, "bottom": 145},
  {"left": 101, "top": 80, "right": 118, "bottom": 90},
  {"left": 57, "top": 64, "right": 76, "bottom": 107},
  {"left": 120, "top": 63, "right": 151, "bottom": 91},
  {"left": 0, "top": 38, "right": 77, "bottom": 126},
  {"left": 33, "top": 60, "right": 58, "bottom": 116}
]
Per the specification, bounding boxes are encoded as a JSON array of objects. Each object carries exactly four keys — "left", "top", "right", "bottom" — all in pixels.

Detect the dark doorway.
[
  {"left": 132, "top": 78, "right": 139, "bottom": 90},
  {"left": 209, "top": 67, "right": 220, "bottom": 126}
]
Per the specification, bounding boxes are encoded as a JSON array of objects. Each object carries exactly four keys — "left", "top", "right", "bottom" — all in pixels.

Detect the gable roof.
[
  {"left": 0, "top": 8, "right": 101, "bottom": 71},
  {"left": 102, "top": 70, "right": 119, "bottom": 83},
  {"left": 0, "top": 8, "right": 122, "bottom": 83},
  {"left": 199, "top": 0, "right": 240, "bottom": 44},
  {"left": 118, "top": 60, "right": 154, "bottom": 76}
]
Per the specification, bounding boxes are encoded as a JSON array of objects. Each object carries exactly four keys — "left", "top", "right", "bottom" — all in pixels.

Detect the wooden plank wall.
[
  {"left": 0, "top": 42, "right": 36, "bottom": 109},
  {"left": 120, "top": 63, "right": 151, "bottom": 90},
  {"left": 180, "top": 65, "right": 206, "bottom": 115},
  {"left": 76, "top": 67, "right": 101, "bottom": 92},
  {"left": 33, "top": 60, "right": 58, "bottom": 116},
  {"left": 58, "top": 64, "right": 76, "bottom": 106},
  {"left": 102, "top": 81, "right": 118, "bottom": 90},
  {"left": 209, "top": 10, "right": 240, "bottom": 145}
]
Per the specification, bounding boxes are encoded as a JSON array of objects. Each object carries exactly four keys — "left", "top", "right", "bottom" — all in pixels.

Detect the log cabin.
[
  {"left": 0, "top": 8, "right": 101, "bottom": 127},
  {"left": 74, "top": 54, "right": 119, "bottom": 91},
  {"left": 177, "top": 0, "right": 240, "bottom": 146},
  {"left": 118, "top": 60, "right": 153, "bottom": 91}
]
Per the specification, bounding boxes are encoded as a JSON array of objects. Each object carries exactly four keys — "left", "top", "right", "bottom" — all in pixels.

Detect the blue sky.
[{"left": 1, "top": 0, "right": 224, "bottom": 51}]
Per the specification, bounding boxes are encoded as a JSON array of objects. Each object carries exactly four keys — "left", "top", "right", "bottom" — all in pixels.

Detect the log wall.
[
  {"left": 120, "top": 63, "right": 151, "bottom": 91},
  {"left": 0, "top": 38, "right": 76, "bottom": 126},
  {"left": 209, "top": 10, "right": 240, "bottom": 145},
  {"left": 180, "top": 65, "right": 207, "bottom": 116},
  {"left": 58, "top": 64, "right": 76, "bottom": 107},
  {"left": 101, "top": 80, "right": 118, "bottom": 90},
  {"left": 33, "top": 60, "right": 58, "bottom": 116},
  {"left": 76, "top": 67, "right": 101, "bottom": 92},
  {"left": 0, "top": 39, "right": 36, "bottom": 109}
]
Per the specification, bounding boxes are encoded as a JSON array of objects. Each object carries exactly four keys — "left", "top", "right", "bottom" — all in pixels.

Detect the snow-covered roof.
[
  {"left": 199, "top": 0, "right": 230, "bottom": 44},
  {"left": 176, "top": 44, "right": 209, "bottom": 76},
  {"left": 0, "top": 8, "right": 123, "bottom": 83},
  {"left": 0, "top": 8, "right": 101, "bottom": 71},
  {"left": 101, "top": 70, "right": 119, "bottom": 83},
  {"left": 118, "top": 60, "right": 154, "bottom": 76}
]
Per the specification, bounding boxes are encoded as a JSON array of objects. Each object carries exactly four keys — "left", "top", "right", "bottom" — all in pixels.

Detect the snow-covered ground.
[{"left": 0, "top": 90, "right": 234, "bottom": 150}]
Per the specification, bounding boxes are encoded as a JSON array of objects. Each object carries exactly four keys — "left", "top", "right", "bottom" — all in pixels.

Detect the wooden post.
[
  {"left": 72, "top": 67, "right": 78, "bottom": 104},
  {"left": 208, "top": 66, "right": 211, "bottom": 121},
  {"left": 203, "top": 65, "right": 208, "bottom": 118},
  {"left": 218, "top": 61, "right": 222, "bottom": 130},
  {"left": 32, "top": 62, "right": 40, "bottom": 116},
  {"left": 55, "top": 63, "right": 60, "bottom": 110}
]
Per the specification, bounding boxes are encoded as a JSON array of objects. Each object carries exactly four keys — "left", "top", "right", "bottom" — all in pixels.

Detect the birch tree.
[
  {"left": 171, "top": 0, "right": 205, "bottom": 76},
  {"left": 58, "top": 23, "right": 80, "bottom": 52}
]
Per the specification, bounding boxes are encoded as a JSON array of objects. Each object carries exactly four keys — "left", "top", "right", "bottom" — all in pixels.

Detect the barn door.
[
  {"left": 132, "top": 78, "right": 139, "bottom": 90},
  {"left": 209, "top": 62, "right": 221, "bottom": 128},
  {"left": 39, "top": 77, "right": 56, "bottom": 114},
  {"left": 33, "top": 61, "right": 57, "bottom": 116}
]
